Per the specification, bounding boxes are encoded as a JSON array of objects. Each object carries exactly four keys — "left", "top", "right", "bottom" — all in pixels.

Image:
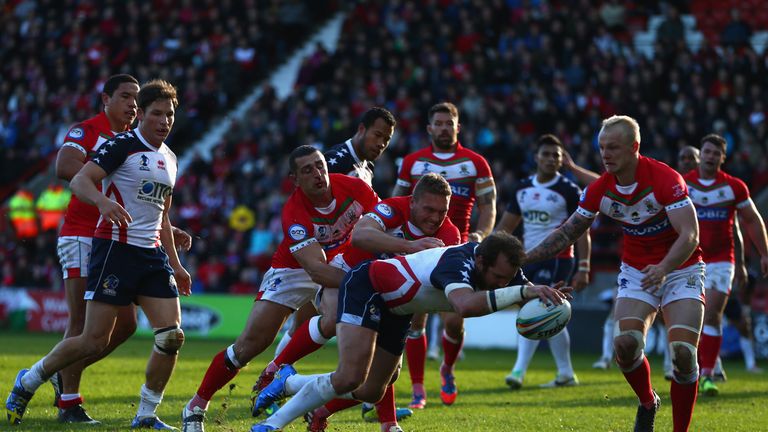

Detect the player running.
[
  {"left": 684, "top": 134, "right": 768, "bottom": 396},
  {"left": 497, "top": 134, "right": 591, "bottom": 390},
  {"left": 393, "top": 102, "right": 496, "bottom": 408},
  {"left": 524, "top": 115, "right": 705, "bottom": 432},
  {"left": 250, "top": 232, "right": 570, "bottom": 432}
]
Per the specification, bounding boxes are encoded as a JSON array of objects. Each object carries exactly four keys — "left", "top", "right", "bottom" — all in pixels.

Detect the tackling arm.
[
  {"left": 525, "top": 212, "right": 593, "bottom": 264},
  {"left": 352, "top": 216, "right": 443, "bottom": 255},
  {"left": 293, "top": 242, "right": 347, "bottom": 288}
]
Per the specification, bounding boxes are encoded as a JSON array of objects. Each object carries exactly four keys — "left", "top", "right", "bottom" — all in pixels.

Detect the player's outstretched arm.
[
  {"left": 293, "top": 242, "right": 347, "bottom": 288},
  {"left": 446, "top": 284, "right": 570, "bottom": 318},
  {"left": 640, "top": 203, "right": 699, "bottom": 290},
  {"left": 71, "top": 161, "right": 132, "bottom": 227},
  {"left": 737, "top": 200, "right": 768, "bottom": 277},
  {"left": 525, "top": 212, "right": 592, "bottom": 264}
]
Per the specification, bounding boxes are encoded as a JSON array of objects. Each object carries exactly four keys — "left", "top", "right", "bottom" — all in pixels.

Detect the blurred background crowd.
[{"left": 2, "top": 0, "right": 768, "bottom": 298}]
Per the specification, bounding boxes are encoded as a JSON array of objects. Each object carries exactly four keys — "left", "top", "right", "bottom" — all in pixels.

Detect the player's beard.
[{"left": 432, "top": 135, "right": 455, "bottom": 151}]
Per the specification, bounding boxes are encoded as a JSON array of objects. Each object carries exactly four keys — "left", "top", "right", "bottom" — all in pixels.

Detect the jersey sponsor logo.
[
  {"left": 137, "top": 180, "right": 173, "bottom": 205},
  {"left": 139, "top": 154, "right": 151, "bottom": 171},
  {"left": 622, "top": 218, "right": 670, "bottom": 236},
  {"left": 450, "top": 184, "right": 471, "bottom": 197},
  {"left": 376, "top": 203, "right": 394, "bottom": 218},
  {"left": 610, "top": 202, "right": 625, "bottom": 218},
  {"left": 696, "top": 207, "right": 729, "bottom": 221},
  {"left": 157, "top": 160, "right": 166, "bottom": 170},
  {"left": 523, "top": 210, "right": 551, "bottom": 224},
  {"left": 288, "top": 224, "right": 308, "bottom": 241},
  {"left": 68, "top": 127, "right": 84, "bottom": 139},
  {"left": 644, "top": 199, "right": 658, "bottom": 214},
  {"left": 102, "top": 274, "right": 119, "bottom": 296}
]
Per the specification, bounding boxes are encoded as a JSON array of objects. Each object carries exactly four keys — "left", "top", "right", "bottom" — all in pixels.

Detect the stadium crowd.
[{"left": 3, "top": 0, "right": 768, "bottom": 295}]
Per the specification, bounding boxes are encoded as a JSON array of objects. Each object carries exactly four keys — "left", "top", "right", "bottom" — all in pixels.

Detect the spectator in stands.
[
  {"left": 721, "top": 8, "right": 752, "bottom": 48},
  {"left": 656, "top": 5, "right": 686, "bottom": 48}
]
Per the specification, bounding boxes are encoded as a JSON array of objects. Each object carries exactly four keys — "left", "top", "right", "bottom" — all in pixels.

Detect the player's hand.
[
  {"left": 407, "top": 237, "right": 445, "bottom": 253},
  {"left": 562, "top": 150, "right": 575, "bottom": 169},
  {"left": 173, "top": 266, "right": 192, "bottom": 296},
  {"left": 468, "top": 231, "right": 484, "bottom": 243},
  {"left": 526, "top": 281, "right": 572, "bottom": 304},
  {"left": 734, "top": 264, "right": 748, "bottom": 289},
  {"left": 571, "top": 270, "right": 590, "bottom": 292},
  {"left": 640, "top": 264, "right": 668, "bottom": 293},
  {"left": 172, "top": 226, "right": 193, "bottom": 251},
  {"left": 97, "top": 198, "right": 132, "bottom": 227}
]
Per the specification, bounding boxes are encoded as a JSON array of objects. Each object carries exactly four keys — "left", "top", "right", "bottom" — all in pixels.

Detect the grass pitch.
[{"left": 1, "top": 332, "right": 766, "bottom": 431}]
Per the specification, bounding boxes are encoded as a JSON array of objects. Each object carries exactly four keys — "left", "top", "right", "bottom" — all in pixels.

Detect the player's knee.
[
  {"left": 670, "top": 341, "right": 698, "bottom": 383},
  {"left": 444, "top": 323, "right": 464, "bottom": 339},
  {"left": 613, "top": 329, "right": 644, "bottom": 363},
  {"left": 319, "top": 315, "right": 336, "bottom": 339},
  {"left": 153, "top": 325, "right": 185, "bottom": 356},
  {"left": 332, "top": 370, "right": 366, "bottom": 395},
  {"left": 389, "top": 363, "right": 402, "bottom": 384}
]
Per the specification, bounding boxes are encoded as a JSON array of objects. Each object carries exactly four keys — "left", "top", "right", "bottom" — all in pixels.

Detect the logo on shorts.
[
  {"left": 368, "top": 304, "right": 381, "bottom": 323},
  {"left": 288, "top": 224, "right": 307, "bottom": 241},
  {"left": 169, "top": 275, "right": 177, "bottom": 288},
  {"left": 376, "top": 203, "right": 393, "bottom": 218},
  {"left": 102, "top": 274, "right": 119, "bottom": 296},
  {"left": 686, "top": 274, "right": 698, "bottom": 288},
  {"left": 268, "top": 277, "right": 283, "bottom": 292},
  {"left": 139, "top": 154, "right": 150, "bottom": 171},
  {"left": 619, "top": 277, "right": 628, "bottom": 290},
  {"left": 68, "top": 127, "right": 84, "bottom": 139}
]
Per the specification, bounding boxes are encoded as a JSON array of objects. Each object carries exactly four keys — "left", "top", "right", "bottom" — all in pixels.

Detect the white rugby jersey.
[
  {"left": 368, "top": 243, "right": 528, "bottom": 315},
  {"left": 506, "top": 173, "right": 581, "bottom": 257},
  {"left": 92, "top": 128, "right": 177, "bottom": 248}
]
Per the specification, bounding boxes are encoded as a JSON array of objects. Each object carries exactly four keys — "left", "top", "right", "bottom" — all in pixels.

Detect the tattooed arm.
[
  {"left": 469, "top": 177, "right": 497, "bottom": 242},
  {"left": 525, "top": 212, "right": 594, "bottom": 264}
]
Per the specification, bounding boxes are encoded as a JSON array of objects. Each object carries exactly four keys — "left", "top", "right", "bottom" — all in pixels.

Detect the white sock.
[
  {"left": 512, "top": 334, "right": 540, "bottom": 375},
  {"left": 602, "top": 318, "right": 615, "bottom": 360},
  {"left": 309, "top": 316, "right": 330, "bottom": 344},
  {"left": 714, "top": 356, "right": 723, "bottom": 374},
  {"left": 740, "top": 336, "right": 757, "bottom": 369},
  {"left": 274, "top": 332, "right": 292, "bottom": 358},
  {"left": 549, "top": 328, "right": 574, "bottom": 377},
  {"left": 265, "top": 373, "right": 337, "bottom": 429},
  {"left": 137, "top": 384, "right": 163, "bottom": 419},
  {"left": 60, "top": 393, "right": 81, "bottom": 401},
  {"left": 284, "top": 373, "right": 327, "bottom": 395},
  {"left": 21, "top": 359, "right": 48, "bottom": 393}
]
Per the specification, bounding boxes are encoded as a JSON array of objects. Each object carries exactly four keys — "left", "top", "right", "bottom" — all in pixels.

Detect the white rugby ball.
[{"left": 516, "top": 298, "right": 572, "bottom": 340}]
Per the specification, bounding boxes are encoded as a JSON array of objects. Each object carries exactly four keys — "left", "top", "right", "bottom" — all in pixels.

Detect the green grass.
[{"left": 1, "top": 332, "right": 766, "bottom": 431}]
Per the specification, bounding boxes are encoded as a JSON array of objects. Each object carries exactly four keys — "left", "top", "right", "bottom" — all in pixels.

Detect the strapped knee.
[
  {"left": 614, "top": 318, "right": 646, "bottom": 362},
  {"left": 669, "top": 341, "right": 698, "bottom": 383},
  {"left": 154, "top": 325, "right": 185, "bottom": 355},
  {"left": 407, "top": 328, "right": 425, "bottom": 339}
]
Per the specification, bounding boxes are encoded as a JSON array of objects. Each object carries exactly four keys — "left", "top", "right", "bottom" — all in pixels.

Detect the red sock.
[
  {"left": 406, "top": 333, "right": 426, "bottom": 387},
  {"left": 324, "top": 398, "right": 360, "bottom": 415},
  {"left": 622, "top": 357, "right": 655, "bottom": 407},
  {"left": 697, "top": 333, "right": 721, "bottom": 376},
  {"left": 273, "top": 319, "right": 324, "bottom": 365},
  {"left": 442, "top": 331, "right": 463, "bottom": 369},
  {"left": 375, "top": 384, "right": 396, "bottom": 423},
  {"left": 670, "top": 379, "right": 698, "bottom": 432},
  {"left": 196, "top": 350, "right": 240, "bottom": 401},
  {"left": 58, "top": 396, "right": 84, "bottom": 409}
]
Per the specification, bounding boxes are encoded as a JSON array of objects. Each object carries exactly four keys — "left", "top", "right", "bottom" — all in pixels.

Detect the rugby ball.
[{"left": 516, "top": 298, "right": 572, "bottom": 340}]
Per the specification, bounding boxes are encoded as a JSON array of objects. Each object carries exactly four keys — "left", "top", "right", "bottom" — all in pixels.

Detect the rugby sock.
[
  {"left": 739, "top": 336, "right": 757, "bottom": 370},
  {"left": 405, "top": 332, "right": 427, "bottom": 392},
  {"left": 376, "top": 384, "right": 397, "bottom": 424},
  {"left": 442, "top": 330, "right": 463, "bottom": 370},
  {"left": 137, "top": 384, "right": 163, "bottom": 418},
  {"left": 670, "top": 379, "right": 697, "bottom": 432},
  {"left": 273, "top": 316, "right": 328, "bottom": 366},
  {"left": 601, "top": 317, "right": 615, "bottom": 361},
  {"left": 513, "top": 334, "right": 540, "bottom": 376},
  {"left": 274, "top": 331, "right": 292, "bottom": 357},
  {"left": 195, "top": 348, "right": 239, "bottom": 402},
  {"left": 621, "top": 356, "right": 656, "bottom": 408},
  {"left": 264, "top": 373, "right": 337, "bottom": 429},
  {"left": 285, "top": 372, "right": 327, "bottom": 395},
  {"left": 323, "top": 398, "right": 359, "bottom": 415},
  {"left": 58, "top": 393, "right": 83, "bottom": 409},
  {"left": 549, "top": 328, "right": 575, "bottom": 378},
  {"left": 697, "top": 325, "right": 721, "bottom": 376},
  {"left": 21, "top": 358, "right": 49, "bottom": 393}
]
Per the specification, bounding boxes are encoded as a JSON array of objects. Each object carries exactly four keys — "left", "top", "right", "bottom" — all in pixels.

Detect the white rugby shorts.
[
  {"left": 616, "top": 261, "right": 706, "bottom": 308},
  {"left": 57, "top": 236, "right": 92, "bottom": 280},
  {"left": 703, "top": 261, "right": 734, "bottom": 295}
]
